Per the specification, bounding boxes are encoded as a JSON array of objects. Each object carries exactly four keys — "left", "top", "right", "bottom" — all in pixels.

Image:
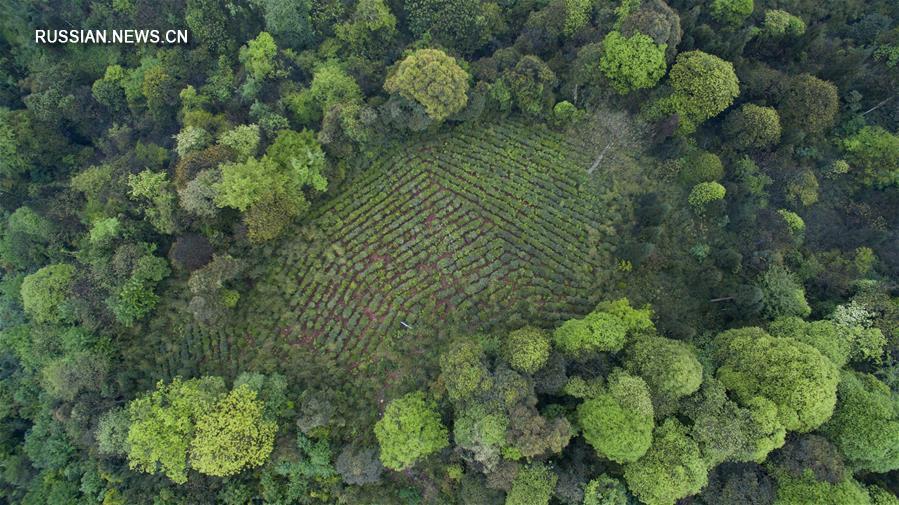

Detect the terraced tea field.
[{"left": 157, "top": 120, "right": 630, "bottom": 375}]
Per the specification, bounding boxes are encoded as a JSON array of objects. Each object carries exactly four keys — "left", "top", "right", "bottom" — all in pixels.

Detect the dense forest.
[{"left": 0, "top": 0, "right": 898, "bottom": 503}]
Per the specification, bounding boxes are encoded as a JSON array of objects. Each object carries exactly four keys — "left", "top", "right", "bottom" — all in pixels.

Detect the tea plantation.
[{"left": 222, "top": 121, "right": 627, "bottom": 368}]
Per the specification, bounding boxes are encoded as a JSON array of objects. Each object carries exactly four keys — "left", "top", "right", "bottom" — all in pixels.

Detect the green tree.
[
  {"left": 683, "top": 378, "right": 786, "bottom": 465},
  {"left": 128, "top": 170, "right": 177, "bottom": 234},
  {"left": 186, "top": 0, "right": 231, "bottom": 52},
  {"left": 653, "top": 51, "right": 740, "bottom": 133},
  {"left": 599, "top": 31, "right": 667, "bottom": 94},
  {"left": 772, "top": 471, "right": 873, "bottom": 505},
  {"left": 583, "top": 474, "right": 629, "bottom": 505},
  {"left": 504, "top": 55, "right": 557, "bottom": 117},
  {"left": 768, "top": 317, "right": 849, "bottom": 367},
  {"left": 384, "top": 49, "right": 469, "bottom": 122},
  {"left": 374, "top": 392, "right": 448, "bottom": 470},
  {"left": 679, "top": 150, "right": 724, "bottom": 184},
  {"left": 725, "top": 104, "right": 782, "bottom": 150},
  {"left": 252, "top": 0, "right": 313, "bottom": 49},
  {"left": 126, "top": 377, "right": 226, "bottom": 484},
  {"left": 404, "top": 0, "right": 490, "bottom": 53},
  {"left": 841, "top": 126, "right": 899, "bottom": 188},
  {"left": 624, "top": 418, "right": 708, "bottom": 505},
  {"left": 503, "top": 327, "right": 551, "bottom": 374},
  {"left": 439, "top": 339, "right": 492, "bottom": 401},
  {"left": 710, "top": 0, "right": 754, "bottom": 25},
  {"left": 758, "top": 265, "right": 811, "bottom": 319},
  {"left": 554, "top": 298, "right": 652, "bottom": 355},
  {"left": 218, "top": 124, "right": 261, "bottom": 161},
  {"left": 626, "top": 334, "right": 703, "bottom": 409},
  {"left": 763, "top": 10, "right": 806, "bottom": 38},
  {"left": 20, "top": 264, "right": 75, "bottom": 323},
  {"left": 688, "top": 181, "right": 726, "bottom": 210},
  {"left": 239, "top": 32, "right": 279, "bottom": 80},
  {"left": 714, "top": 328, "right": 839, "bottom": 432},
  {"left": 335, "top": 0, "right": 397, "bottom": 55},
  {"left": 778, "top": 74, "right": 838, "bottom": 136},
  {"left": 190, "top": 384, "right": 277, "bottom": 477},
  {"left": 505, "top": 463, "right": 557, "bottom": 505},
  {"left": 577, "top": 371, "right": 654, "bottom": 463},
  {"left": 821, "top": 371, "right": 899, "bottom": 473}
]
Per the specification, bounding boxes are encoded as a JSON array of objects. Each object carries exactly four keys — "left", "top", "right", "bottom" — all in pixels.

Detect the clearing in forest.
[{"left": 203, "top": 120, "right": 628, "bottom": 370}]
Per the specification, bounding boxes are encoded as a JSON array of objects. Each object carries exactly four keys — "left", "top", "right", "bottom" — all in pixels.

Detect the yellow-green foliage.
[
  {"left": 772, "top": 470, "right": 873, "bottom": 505},
  {"left": 503, "top": 326, "right": 551, "bottom": 374},
  {"left": 505, "top": 463, "right": 557, "bottom": 505},
  {"left": 554, "top": 298, "right": 652, "bottom": 354},
  {"left": 384, "top": 48, "right": 469, "bottom": 121},
  {"left": 374, "top": 392, "right": 448, "bottom": 470},
  {"left": 126, "top": 377, "right": 226, "bottom": 484},
  {"left": 626, "top": 334, "right": 703, "bottom": 406},
  {"left": 714, "top": 328, "right": 839, "bottom": 432},
  {"left": 821, "top": 371, "right": 899, "bottom": 473},
  {"left": 653, "top": 50, "right": 740, "bottom": 133},
  {"left": 688, "top": 181, "right": 726, "bottom": 209},
  {"left": 600, "top": 31, "right": 667, "bottom": 94},
  {"left": 440, "top": 340, "right": 492, "bottom": 401},
  {"left": 20, "top": 263, "right": 75, "bottom": 323},
  {"left": 190, "top": 384, "right": 277, "bottom": 477},
  {"left": 577, "top": 371, "right": 654, "bottom": 463}
]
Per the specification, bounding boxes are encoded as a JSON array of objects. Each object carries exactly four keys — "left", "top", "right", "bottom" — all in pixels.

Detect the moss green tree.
[
  {"left": 763, "top": 10, "right": 806, "bottom": 38},
  {"left": 190, "top": 384, "right": 277, "bottom": 477},
  {"left": 684, "top": 378, "right": 786, "bottom": 465},
  {"left": 583, "top": 474, "right": 629, "bottom": 505},
  {"left": 772, "top": 471, "right": 873, "bottom": 505},
  {"left": 503, "top": 327, "right": 551, "bottom": 374},
  {"left": 758, "top": 266, "right": 811, "bottom": 319},
  {"left": 599, "top": 31, "right": 667, "bottom": 94},
  {"left": 384, "top": 49, "right": 469, "bottom": 121},
  {"left": 128, "top": 170, "right": 177, "bottom": 234},
  {"left": 374, "top": 392, "right": 448, "bottom": 470},
  {"left": 624, "top": 418, "right": 708, "bottom": 505},
  {"left": 554, "top": 298, "right": 652, "bottom": 355},
  {"left": 439, "top": 339, "right": 492, "bottom": 401},
  {"left": 725, "top": 103, "right": 782, "bottom": 150},
  {"left": 779, "top": 74, "right": 838, "bottom": 136},
  {"left": 20, "top": 263, "right": 75, "bottom": 323},
  {"left": 577, "top": 371, "right": 654, "bottom": 463}
]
